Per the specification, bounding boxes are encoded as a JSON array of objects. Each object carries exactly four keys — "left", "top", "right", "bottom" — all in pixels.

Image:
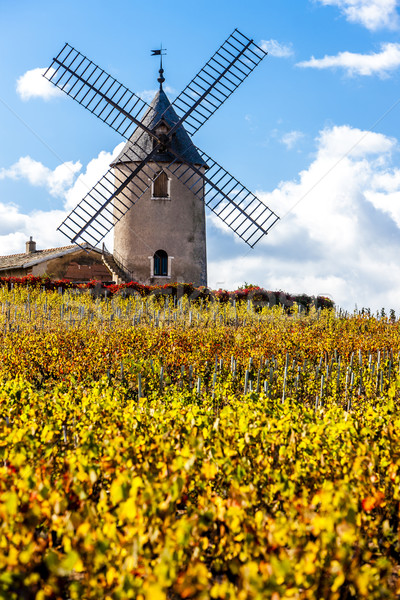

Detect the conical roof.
[{"left": 112, "top": 89, "right": 207, "bottom": 167}]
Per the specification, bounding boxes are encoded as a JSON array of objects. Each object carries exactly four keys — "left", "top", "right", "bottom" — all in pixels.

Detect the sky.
[{"left": 1, "top": 0, "right": 400, "bottom": 311}]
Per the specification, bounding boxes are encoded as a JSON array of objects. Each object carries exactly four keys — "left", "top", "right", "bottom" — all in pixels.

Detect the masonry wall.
[
  {"left": 0, "top": 250, "right": 112, "bottom": 282},
  {"left": 0, "top": 267, "right": 31, "bottom": 278},
  {"left": 34, "top": 250, "right": 112, "bottom": 282},
  {"left": 113, "top": 162, "right": 207, "bottom": 287}
]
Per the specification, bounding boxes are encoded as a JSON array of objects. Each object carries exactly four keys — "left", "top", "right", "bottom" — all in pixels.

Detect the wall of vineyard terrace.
[{"left": 0, "top": 274, "right": 334, "bottom": 311}]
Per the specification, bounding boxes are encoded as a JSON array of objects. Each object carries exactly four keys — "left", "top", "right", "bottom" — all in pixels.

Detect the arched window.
[
  {"left": 152, "top": 170, "right": 169, "bottom": 198},
  {"left": 154, "top": 250, "right": 168, "bottom": 276}
]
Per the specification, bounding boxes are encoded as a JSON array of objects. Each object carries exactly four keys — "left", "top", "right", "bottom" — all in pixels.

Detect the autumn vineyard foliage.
[{"left": 1, "top": 284, "right": 400, "bottom": 599}]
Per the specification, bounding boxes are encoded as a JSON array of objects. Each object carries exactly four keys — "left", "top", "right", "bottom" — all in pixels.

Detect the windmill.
[{"left": 44, "top": 29, "right": 279, "bottom": 286}]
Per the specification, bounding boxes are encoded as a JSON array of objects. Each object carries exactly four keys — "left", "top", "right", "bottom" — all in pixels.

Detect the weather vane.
[{"left": 151, "top": 45, "right": 167, "bottom": 89}]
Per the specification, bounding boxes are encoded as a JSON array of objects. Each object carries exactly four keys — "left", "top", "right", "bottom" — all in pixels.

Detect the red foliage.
[{"left": 0, "top": 275, "right": 334, "bottom": 310}]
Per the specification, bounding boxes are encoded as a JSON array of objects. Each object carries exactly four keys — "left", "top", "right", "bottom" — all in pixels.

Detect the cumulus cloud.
[
  {"left": 260, "top": 39, "right": 294, "bottom": 58},
  {"left": 315, "top": 0, "right": 399, "bottom": 30},
  {"left": 281, "top": 130, "right": 305, "bottom": 149},
  {"left": 297, "top": 42, "right": 400, "bottom": 76},
  {"left": 64, "top": 143, "right": 124, "bottom": 211},
  {"left": 0, "top": 143, "right": 125, "bottom": 255},
  {"left": 16, "top": 68, "right": 63, "bottom": 101},
  {"left": 138, "top": 85, "right": 175, "bottom": 103},
  {"left": 0, "top": 157, "right": 82, "bottom": 197},
  {"left": 0, "top": 205, "right": 68, "bottom": 255},
  {"left": 207, "top": 124, "right": 400, "bottom": 311}
]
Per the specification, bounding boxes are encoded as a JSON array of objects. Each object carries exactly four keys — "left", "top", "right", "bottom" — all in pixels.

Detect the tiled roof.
[
  {"left": 0, "top": 243, "right": 99, "bottom": 271},
  {"left": 112, "top": 89, "right": 207, "bottom": 167}
]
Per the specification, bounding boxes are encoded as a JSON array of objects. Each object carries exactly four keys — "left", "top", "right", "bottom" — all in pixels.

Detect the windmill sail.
[
  {"left": 44, "top": 44, "right": 152, "bottom": 140},
  {"left": 58, "top": 141, "right": 163, "bottom": 247},
  {"left": 57, "top": 89, "right": 206, "bottom": 247},
  {"left": 166, "top": 146, "right": 279, "bottom": 247},
  {"left": 168, "top": 29, "right": 267, "bottom": 137},
  {"left": 46, "top": 31, "right": 279, "bottom": 251}
]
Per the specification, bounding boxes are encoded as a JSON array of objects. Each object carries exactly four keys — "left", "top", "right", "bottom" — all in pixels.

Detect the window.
[
  {"left": 154, "top": 250, "right": 168, "bottom": 276},
  {"left": 152, "top": 121, "right": 169, "bottom": 152},
  {"left": 152, "top": 170, "right": 169, "bottom": 198}
]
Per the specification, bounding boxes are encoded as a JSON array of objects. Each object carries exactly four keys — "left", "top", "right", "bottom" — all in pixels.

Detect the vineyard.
[{"left": 1, "top": 285, "right": 400, "bottom": 599}]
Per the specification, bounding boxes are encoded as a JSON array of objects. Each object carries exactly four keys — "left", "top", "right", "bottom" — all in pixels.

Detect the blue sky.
[{"left": 1, "top": 0, "right": 400, "bottom": 310}]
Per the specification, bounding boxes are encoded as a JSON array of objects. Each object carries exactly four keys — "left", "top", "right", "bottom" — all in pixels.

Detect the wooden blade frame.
[
  {"left": 58, "top": 137, "right": 161, "bottom": 247},
  {"left": 166, "top": 146, "right": 279, "bottom": 248},
  {"left": 168, "top": 29, "right": 267, "bottom": 137},
  {"left": 44, "top": 44, "right": 152, "bottom": 140},
  {"left": 46, "top": 32, "right": 278, "bottom": 248}
]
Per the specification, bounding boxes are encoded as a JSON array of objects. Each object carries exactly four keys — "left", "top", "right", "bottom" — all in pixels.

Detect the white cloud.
[
  {"left": 281, "top": 130, "right": 305, "bottom": 149},
  {"left": 138, "top": 85, "right": 175, "bottom": 103},
  {"left": 297, "top": 42, "right": 400, "bottom": 76},
  {"left": 0, "top": 205, "right": 68, "bottom": 255},
  {"left": 317, "top": 124, "right": 395, "bottom": 158},
  {"left": 207, "top": 124, "right": 400, "bottom": 311},
  {"left": 58, "top": 143, "right": 124, "bottom": 250},
  {"left": 0, "top": 143, "right": 125, "bottom": 211},
  {"left": 260, "top": 39, "right": 294, "bottom": 58},
  {"left": 0, "top": 156, "right": 82, "bottom": 197},
  {"left": 64, "top": 143, "right": 124, "bottom": 211},
  {"left": 0, "top": 143, "right": 125, "bottom": 254},
  {"left": 315, "top": 0, "right": 399, "bottom": 30},
  {"left": 16, "top": 68, "right": 63, "bottom": 101}
]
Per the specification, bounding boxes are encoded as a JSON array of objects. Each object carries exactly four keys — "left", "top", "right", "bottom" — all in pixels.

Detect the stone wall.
[
  {"left": 0, "top": 249, "right": 112, "bottom": 282},
  {"left": 34, "top": 249, "right": 112, "bottom": 282},
  {"left": 113, "top": 162, "right": 207, "bottom": 287}
]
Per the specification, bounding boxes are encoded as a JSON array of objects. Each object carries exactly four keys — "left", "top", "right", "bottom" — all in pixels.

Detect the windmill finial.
[
  {"left": 158, "top": 65, "right": 165, "bottom": 90},
  {"left": 151, "top": 45, "right": 167, "bottom": 90}
]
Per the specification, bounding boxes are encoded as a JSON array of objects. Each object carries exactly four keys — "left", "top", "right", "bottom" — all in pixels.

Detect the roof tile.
[
  {"left": 0, "top": 244, "right": 95, "bottom": 270},
  {"left": 112, "top": 89, "right": 207, "bottom": 167}
]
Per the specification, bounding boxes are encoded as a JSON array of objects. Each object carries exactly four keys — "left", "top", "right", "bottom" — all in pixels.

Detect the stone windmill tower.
[
  {"left": 46, "top": 31, "right": 279, "bottom": 286},
  {"left": 111, "top": 68, "right": 208, "bottom": 286}
]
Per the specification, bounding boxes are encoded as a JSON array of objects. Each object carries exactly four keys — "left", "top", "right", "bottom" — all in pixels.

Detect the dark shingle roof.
[
  {"left": 0, "top": 243, "right": 98, "bottom": 271},
  {"left": 112, "top": 89, "right": 207, "bottom": 167}
]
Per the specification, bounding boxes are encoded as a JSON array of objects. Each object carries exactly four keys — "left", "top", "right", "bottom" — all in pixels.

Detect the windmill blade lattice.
[
  {"left": 169, "top": 29, "right": 267, "bottom": 137},
  {"left": 166, "top": 146, "right": 279, "bottom": 247},
  {"left": 58, "top": 142, "right": 163, "bottom": 247},
  {"left": 46, "top": 31, "right": 278, "bottom": 251},
  {"left": 44, "top": 47, "right": 170, "bottom": 244},
  {"left": 44, "top": 44, "right": 152, "bottom": 140}
]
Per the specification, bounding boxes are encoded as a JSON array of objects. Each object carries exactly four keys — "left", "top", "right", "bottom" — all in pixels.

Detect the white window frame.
[
  {"left": 151, "top": 170, "right": 170, "bottom": 200},
  {"left": 148, "top": 255, "right": 174, "bottom": 278}
]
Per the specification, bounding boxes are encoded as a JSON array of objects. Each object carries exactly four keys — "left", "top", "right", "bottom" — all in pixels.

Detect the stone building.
[
  {"left": 0, "top": 238, "right": 113, "bottom": 282},
  {"left": 112, "top": 85, "right": 208, "bottom": 287}
]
